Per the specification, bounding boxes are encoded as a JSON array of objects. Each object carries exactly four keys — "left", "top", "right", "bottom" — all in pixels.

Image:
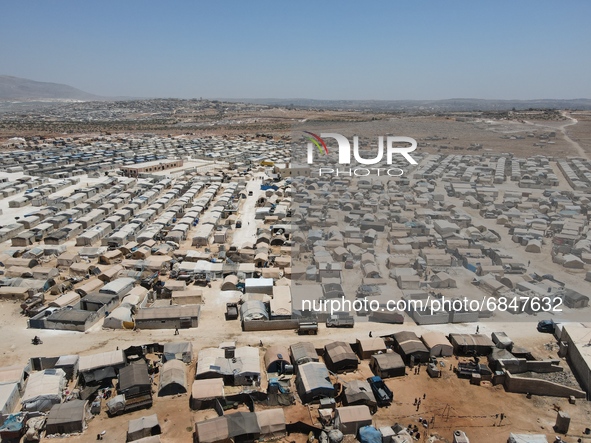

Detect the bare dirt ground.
[
  {"left": 1, "top": 109, "right": 591, "bottom": 442},
  {"left": 564, "top": 110, "right": 591, "bottom": 157}
]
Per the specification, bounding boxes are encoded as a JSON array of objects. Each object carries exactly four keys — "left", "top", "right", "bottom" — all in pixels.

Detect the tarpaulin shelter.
[
  {"left": 391, "top": 331, "right": 430, "bottom": 364},
  {"left": 324, "top": 342, "right": 358, "bottom": 373},
  {"left": 295, "top": 362, "right": 334, "bottom": 404},
  {"left": 369, "top": 353, "right": 406, "bottom": 379},
  {"left": 190, "top": 378, "right": 224, "bottom": 410},
  {"left": 334, "top": 405, "right": 372, "bottom": 435},
  {"left": 421, "top": 331, "right": 453, "bottom": 357},
  {"left": 343, "top": 380, "right": 377, "bottom": 408},
  {"left": 127, "top": 414, "right": 161, "bottom": 442},
  {"left": 21, "top": 369, "right": 66, "bottom": 412},
  {"left": 45, "top": 399, "right": 87, "bottom": 435},
  {"left": 158, "top": 360, "right": 187, "bottom": 397}
]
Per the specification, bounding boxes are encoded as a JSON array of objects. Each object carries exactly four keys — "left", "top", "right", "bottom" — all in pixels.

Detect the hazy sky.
[{"left": 1, "top": 1, "right": 589, "bottom": 100}]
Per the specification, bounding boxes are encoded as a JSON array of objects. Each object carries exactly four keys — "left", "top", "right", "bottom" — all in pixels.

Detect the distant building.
[{"left": 120, "top": 159, "right": 183, "bottom": 177}]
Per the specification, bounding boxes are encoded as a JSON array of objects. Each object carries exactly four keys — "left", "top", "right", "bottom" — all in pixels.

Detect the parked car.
[{"left": 537, "top": 319, "right": 555, "bottom": 333}]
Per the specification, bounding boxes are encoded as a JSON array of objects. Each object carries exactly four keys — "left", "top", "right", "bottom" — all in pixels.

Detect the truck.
[
  {"left": 456, "top": 356, "right": 493, "bottom": 379},
  {"left": 367, "top": 376, "right": 393, "bottom": 406},
  {"left": 106, "top": 393, "right": 153, "bottom": 417},
  {"left": 297, "top": 320, "right": 318, "bottom": 335},
  {"left": 326, "top": 315, "right": 354, "bottom": 328}
]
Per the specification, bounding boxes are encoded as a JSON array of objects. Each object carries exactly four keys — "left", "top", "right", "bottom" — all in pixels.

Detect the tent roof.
[
  {"left": 163, "top": 342, "right": 193, "bottom": 355},
  {"left": 195, "top": 416, "right": 230, "bottom": 443},
  {"left": 119, "top": 362, "right": 150, "bottom": 391},
  {"left": 79, "top": 350, "right": 126, "bottom": 372},
  {"left": 128, "top": 414, "right": 160, "bottom": 434},
  {"left": 371, "top": 352, "right": 405, "bottom": 369},
  {"left": 421, "top": 331, "right": 452, "bottom": 349},
  {"left": 325, "top": 341, "right": 357, "bottom": 363},
  {"left": 22, "top": 369, "right": 65, "bottom": 405},
  {"left": 336, "top": 405, "right": 372, "bottom": 424},
  {"left": 344, "top": 380, "right": 377, "bottom": 406},
  {"left": 264, "top": 346, "right": 290, "bottom": 370},
  {"left": 46, "top": 399, "right": 86, "bottom": 426},
  {"left": 290, "top": 342, "right": 318, "bottom": 364},
  {"left": 298, "top": 362, "right": 333, "bottom": 392},
  {"left": 255, "top": 409, "right": 286, "bottom": 435},
  {"left": 226, "top": 411, "right": 261, "bottom": 437},
  {"left": 356, "top": 338, "right": 386, "bottom": 353},
  {"left": 191, "top": 378, "right": 224, "bottom": 400},
  {"left": 159, "top": 360, "right": 187, "bottom": 392}
]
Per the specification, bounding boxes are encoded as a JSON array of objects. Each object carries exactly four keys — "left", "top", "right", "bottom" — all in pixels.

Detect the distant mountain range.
[
  {"left": 1, "top": 75, "right": 590, "bottom": 111},
  {"left": 0, "top": 75, "right": 103, "bottom": 101}
]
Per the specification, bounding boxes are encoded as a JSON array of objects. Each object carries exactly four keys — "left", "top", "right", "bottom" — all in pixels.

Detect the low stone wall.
[{"left": 504, "top": 371, "right": 585, "bottom": 398}]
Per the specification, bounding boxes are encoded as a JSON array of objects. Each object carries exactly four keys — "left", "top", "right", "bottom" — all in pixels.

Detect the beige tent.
[
  {"left": 172, "top": 289, "right": 203, "bottom": 305},
  {"left": 334, "top": 405, "right": 372, "bottom": 435},
  {"left": 255, "top": 409, "right": 286, "bottom": 436},
  {"left": 221, "top": 275, "right": 239, "bottom": 291},
  {"left": 525, "top": 239, "right": 542, "bottom": 253},
  {"left": 421, "top": 331, "right": 453, "bottom": 357},
  {"left": 190, "top": 378, "right": 224, "bottom": 410},
  {"left": 356, "top": 338, "right": 387, "bottom": 359},
  {"left": 49, "top": 291, "right": 80, "bottom": 308}
]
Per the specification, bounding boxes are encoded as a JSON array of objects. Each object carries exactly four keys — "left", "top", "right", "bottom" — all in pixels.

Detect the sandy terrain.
[{"left": 1, "top": 111, "right": 591, "bottom": 442}]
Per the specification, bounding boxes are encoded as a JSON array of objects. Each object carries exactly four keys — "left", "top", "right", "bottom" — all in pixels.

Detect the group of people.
[{"left": 413, "top": 393, "right": 426, "bottom": 411}]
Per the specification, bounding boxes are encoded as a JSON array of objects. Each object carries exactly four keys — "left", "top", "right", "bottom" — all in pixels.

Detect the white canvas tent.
[{"left": 21, "top": 369, "right": 66, "bottom": 412}]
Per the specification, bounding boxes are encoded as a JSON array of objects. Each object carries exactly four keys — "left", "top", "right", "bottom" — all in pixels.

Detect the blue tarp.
[{"left": 359, "top": 426, "right": 381, "bottom": 443}]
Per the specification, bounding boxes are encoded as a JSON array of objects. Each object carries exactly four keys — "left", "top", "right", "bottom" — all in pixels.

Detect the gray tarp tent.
[
  {"left": 324, "top": 342, "right": 358, "bottom": 373},
  {"left": 343, "top": 380, "right": 377, "bottom": 407},
  {"left": 127, "top": 414, "right": 161, "bottom": 442},
  {"left": 46, "top": 399, "right": 87, "bottom": 435},
  {"left": 158, "top": 360, "right": 187, "bottom": 397}
]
